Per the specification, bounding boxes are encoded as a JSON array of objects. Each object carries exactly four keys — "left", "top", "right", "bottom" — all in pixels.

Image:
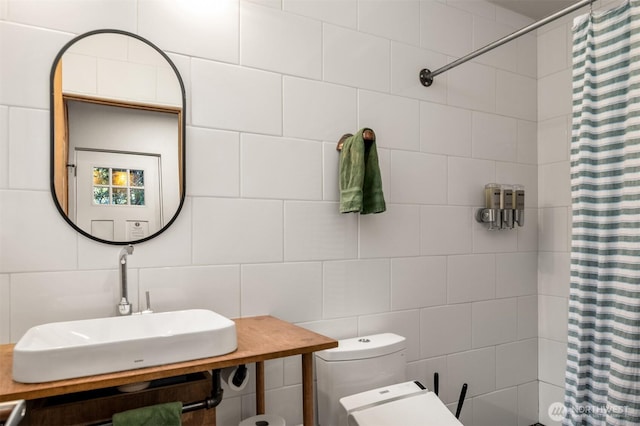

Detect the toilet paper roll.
[{"left": 221, "top": 365, "right": 249, "bottom": 391}]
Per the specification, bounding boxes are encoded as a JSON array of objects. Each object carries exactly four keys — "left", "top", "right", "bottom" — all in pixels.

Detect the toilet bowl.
[{"left": 315, "top": 333, "right": 462, "bottom": 426}]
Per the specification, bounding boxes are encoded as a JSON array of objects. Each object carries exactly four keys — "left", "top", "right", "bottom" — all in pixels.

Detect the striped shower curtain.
[{"left": 566, "top": 1, "right": 640, "bottom": 424}]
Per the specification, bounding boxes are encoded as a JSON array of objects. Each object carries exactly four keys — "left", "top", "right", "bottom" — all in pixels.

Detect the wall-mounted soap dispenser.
[
  {"left": 476, "top": 183, "right": 502, "bottom": 230},
  {"left": 476, "top": 183, "right": 525, "bottom": 230},
  {"left": 513, "top": 184, "right": 525, "bottom": 227}
]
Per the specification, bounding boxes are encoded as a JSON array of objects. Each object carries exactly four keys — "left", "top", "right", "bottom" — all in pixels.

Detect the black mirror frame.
[{"left": 50, "top": 29, "right": 187, "bottom": 245}]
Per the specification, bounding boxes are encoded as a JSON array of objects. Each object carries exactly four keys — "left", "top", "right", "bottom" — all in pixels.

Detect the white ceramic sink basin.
[{"left": 12, "top": 309, "right": 237, "bottom": 383}]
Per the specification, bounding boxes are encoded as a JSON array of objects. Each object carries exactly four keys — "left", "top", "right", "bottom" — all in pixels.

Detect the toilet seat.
[{"left": 340, "top": 381, "right": 463, "bottom": 426}]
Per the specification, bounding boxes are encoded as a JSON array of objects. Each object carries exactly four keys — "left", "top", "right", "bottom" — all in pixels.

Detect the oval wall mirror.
[{"left": 50, "top": 29, "right": 186, "bottom": 245}]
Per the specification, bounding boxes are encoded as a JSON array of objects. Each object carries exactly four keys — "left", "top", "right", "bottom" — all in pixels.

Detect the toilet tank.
[{"left": 315, "top": 333, "right": 406, "bottom": 426}]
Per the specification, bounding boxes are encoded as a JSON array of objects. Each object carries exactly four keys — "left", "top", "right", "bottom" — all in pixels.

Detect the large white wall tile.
[
  {"left": 0, "top": 191, "right": 77, "bottom": 273},
  {"left": 538, "top": 338, "right": 567, "bottom": 388},
  {"left": 473, "top": 387, "right": 518, "bottom": 426},
  {"left": 359, "top": 310, "right": 421, "bottom": 361},
  {"left": 284, "top": 201, "right": 358, "bottom": 261},
  {"left": 496, "top": 71, "right": 537, "bottom": 121},
  {"left": 391, "top": 256, "right": 447, "bottom": 310},
  {"left": 10, "top": 270, "right": 125, "bottom": 340},
  {"left": 538, "top": 24, "right": 569, "bottom": 78},
  {"left": 241, "top": 2, "right": 321, "bottom": 79},
  {"left": 445, "top": 347, "right": 495, "bottom": 403},
  {"left": 517, "top": 33, "right": 538, "bottom": 79},
  {"left": 0, "top": 23, "right": 72, "bottom": 109},
  {"left": 518, "top": 120, "right": 538, "bottom": 165},
  {"left": 391, "top": 42, "right": 448, "bottom": 103},
  {"left": 360, "top": 205, "right": 420, "bottom": 258},
  {"left": 448, "top": 157, "right": 495, "bottom": 206},
  {"left": 540, "top": 161, "right": 570, "bottom": 207},
  {"left": 420, "top": 1, "right": 472, "bottom": 57},
  {"left": 448, "top": 61, "right": 496, "bottom": 113},
  {"left": 472, "top": 298, "right": 517, "bottom": 348},
  {"left": 187, "top": 127, "right": 240, "bottom": 197},
  {"left": 0, "top": 106, "right": 8, "bottom": 189},
  {"left": 472, "top": 16, "right": 517, "bottom": 72},
  {"left": 472, "top": 219, "right": 518, "bottom": 254},
  {"left": 7, "top": 0, "right": 136, "bottom": 34},
  {"left": 323, "top": 259, "right": 390, "bottom": 319},
  {"left": 496, "top": 252, "right": 538, "bottom": 298},
  {"left": 420, "top": 304, "right": 471, "bottom": 359},
  {"left": 496, "top": 338, "right": 537, "bottom": 388},
  {"left": 139, "top": 0, "right": 239, "bottom": 63},
  {"left": 518, "top": 381, "right": 539, "bottom": 426},
  {"left": 517, "top": 208, "right": 539, "bottom": 252},
  {"left": 299, "top": 317, "right": 358, "bottom": 341},
  {"left": 192, "top": 198, "right": 283, "bottom": 265},
  {"left": 139, "top": 265, "right": 240, "bottom": 318},
  {"left": 539, "top": 116, "right": 570, "bottom": 164},
  {"left": 389, "top": 151, "right": 447, "bottom": 204},
  {"left": 283, "top": 77, "right": 356, "bottom": 141},
  {"left": 241, "top": 262, "right": 322, "bottom": 323},
  {"left": 448, "top": 254, "right": 496, "bottom": 303},
  {"left": 538, "top": 207, "right": 569, "bottom": 252},
  {"left": 283, "top": 0, "right": 357, "bottom": 28},
  {"left": 9, "top": 107, "right": 49, "bottom": 190},
  {"left": 421, "top": 206, "right": 473, "bottom": 255},
  {"left": 518, "top": 295, "right": 538, "bottom": 340},
  {"left": 538, "top": 381, "right": 565, "bottom": 426},
  {"left": 420, "top": 102, "right": 472, "bottom": 157},
  {"left": 358, "top": 91, "right": 420, "bottom": 151},
  {"left": 539, "top": 69, "right": 572, "bottom": 121},
  {"left": 323, "top": 24, "right": 390, "bottom": 92},
  {"left": 472, "top": 112, "right": 517, "bottom": 162},
  {"left": 539, "top": 295, "right": 568, "bottom": 342},
  {"left": 0, "top": 275, "right": 9, "bottom": 344},
  {"left": 241, "top": 134, "right": 322, "bottom": 200},
  {"left": 191, "top": 60, "right": 282, "bottom": 135},
  {"left": 322, "top": 142, "right": 340, "bottom": 201},
  {"left": 538, "top": 252, "right": 570, "bottom": 297},
  {"left": 358, "top": 0, "right": 420, "bottom": 45}
]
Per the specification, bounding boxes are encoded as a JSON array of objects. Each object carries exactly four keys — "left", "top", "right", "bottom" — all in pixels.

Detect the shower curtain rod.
[{"left": 419, "top": 0, "right": 594, "bottom": 87}]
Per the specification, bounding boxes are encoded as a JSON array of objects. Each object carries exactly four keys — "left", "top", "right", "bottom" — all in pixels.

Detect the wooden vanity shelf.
[
  {"left": 0, "top": 316, "right": 338, "bottom": 426},
  {"left": 23, "top": 372, "right": 213, "bottom": 426}
]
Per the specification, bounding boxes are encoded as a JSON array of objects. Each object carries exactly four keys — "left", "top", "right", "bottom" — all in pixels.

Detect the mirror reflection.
[{"left": 51, "top": 30, "right": 185, "bottom": 244}]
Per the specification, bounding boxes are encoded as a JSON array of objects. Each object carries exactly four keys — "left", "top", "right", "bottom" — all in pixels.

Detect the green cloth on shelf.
[
  {"left": 339, "top": 128, "right": 386, "bottom": 214},
  {"left": 112, "top": 401, "right": 183, "bottom": 426}
]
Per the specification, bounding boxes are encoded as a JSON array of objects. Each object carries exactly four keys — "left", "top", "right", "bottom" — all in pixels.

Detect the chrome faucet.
[{"left": 117, "top": 245, "right": 134, "bottom": 316}]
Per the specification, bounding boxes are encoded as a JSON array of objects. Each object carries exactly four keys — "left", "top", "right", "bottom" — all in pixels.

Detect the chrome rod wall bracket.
[{"left": 420, "top": 0, "right": 594, "bottom": 87}]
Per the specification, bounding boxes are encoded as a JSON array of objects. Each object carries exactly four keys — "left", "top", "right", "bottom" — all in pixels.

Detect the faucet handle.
[{"left": 141, "top": 291, "right": 153, "bottom": 314}]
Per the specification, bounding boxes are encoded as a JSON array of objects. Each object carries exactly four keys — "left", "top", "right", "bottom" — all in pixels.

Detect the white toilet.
[{"left": 315, "top": 333, "right": 463, "bottom": 426}]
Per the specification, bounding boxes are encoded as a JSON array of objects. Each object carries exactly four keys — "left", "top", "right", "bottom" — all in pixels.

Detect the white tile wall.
[
  {"left": 240, "top": 2, "right": 321, "bottom": 79},
  {"left": 495, "top": 339, "right": 538, "bottom": 388},
  {"left": 473, "top": 387, "right": 518, "bottom": 426},
  {"left": 420, "top": 304, "right": 472, "bottom": 358},
  {"left": 323, "top": 24, "right": 390, "bottom": 92},
  {"left": 391, "top": 256, "right": 447, "bottom": 310},
  {"left": 0, "top": 106, "right": 9, "bottom": 189},
  {"left": 471, "top": 298, "right": 517, "bottom": 348},
  {"left": 358, "top": 0, "right": 420, "bottom": 45},
  {"left": 0, "top": 0, "right": 554, "bottom": 423}
]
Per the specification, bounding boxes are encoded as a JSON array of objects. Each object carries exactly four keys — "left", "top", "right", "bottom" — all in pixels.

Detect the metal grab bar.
[{"left": 420, "top": 0, "right": 594, "bottom": 86}]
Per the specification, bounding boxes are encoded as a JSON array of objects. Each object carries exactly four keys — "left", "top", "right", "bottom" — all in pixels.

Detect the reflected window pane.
[
  {"left": 112, "top": 169, "right": 128, "bottom": 187},
  {"left": 131, "top": 189, "right": 145, "bottom": 206},
  {"left": 94, "top": 187, "right": 110, "bottom": 204},
  {"left": 113, "top": 188, "right": 128, "bottom": 204},
  {"left": 93, "top": 167, "right": 109, "bottom": 185},
  {"left": 130, "top": 170, "right": 144, "bottom": 187}
]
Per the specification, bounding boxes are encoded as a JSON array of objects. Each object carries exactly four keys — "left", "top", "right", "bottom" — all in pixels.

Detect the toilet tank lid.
[{"left": 315, "top": 333, "right": 406, "bottom": 361}]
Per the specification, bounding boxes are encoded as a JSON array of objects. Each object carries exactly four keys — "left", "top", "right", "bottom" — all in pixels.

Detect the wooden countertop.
[{"left": 0, "top": 316, "right": 337, "bottom": 402}]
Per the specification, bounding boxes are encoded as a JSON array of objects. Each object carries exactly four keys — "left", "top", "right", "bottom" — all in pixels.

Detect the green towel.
[
  {"left": 339, "top": 128, "right": 386, "bottom": 214},
  {"left": 112, "top": 402, "right": 183, "bottom": 426}
]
